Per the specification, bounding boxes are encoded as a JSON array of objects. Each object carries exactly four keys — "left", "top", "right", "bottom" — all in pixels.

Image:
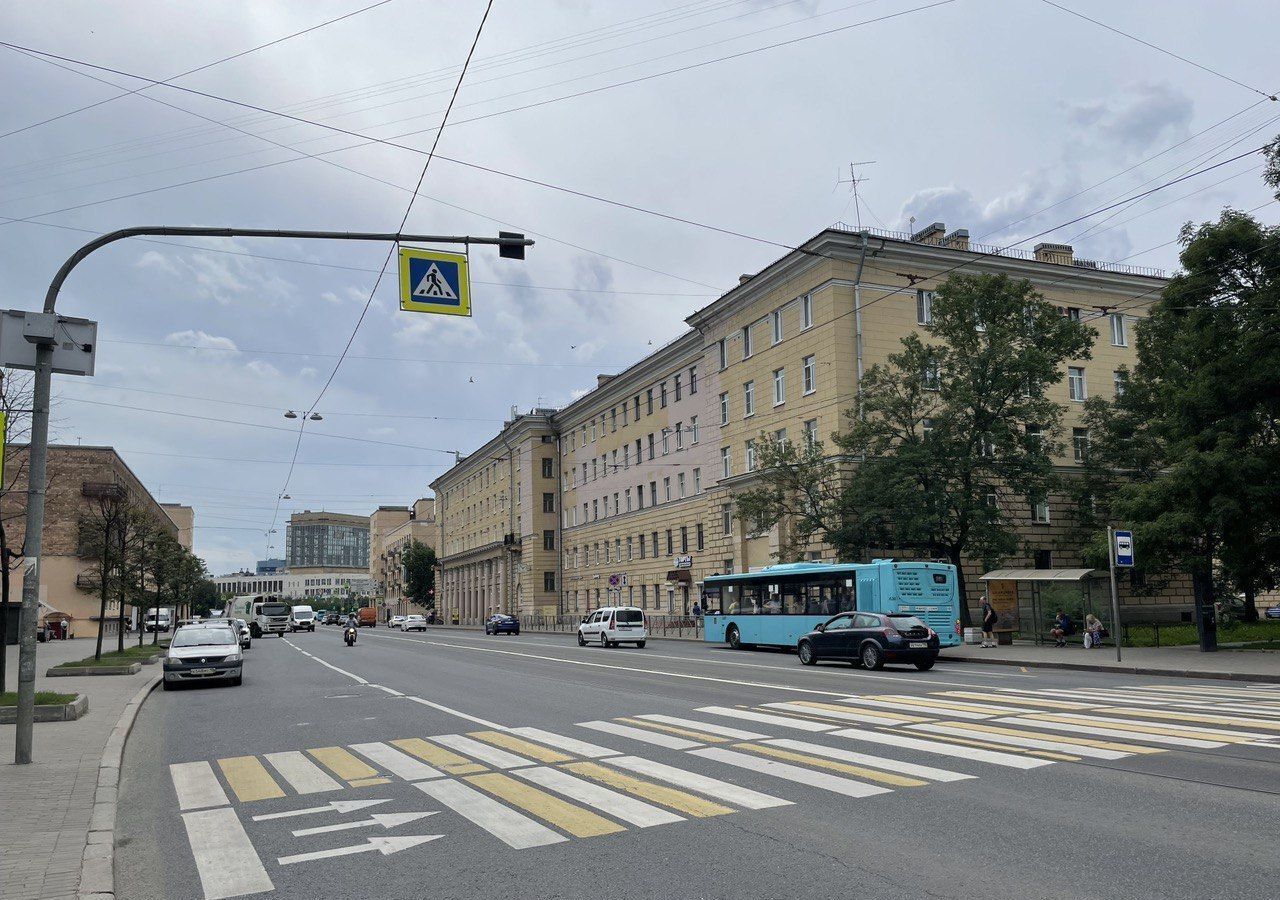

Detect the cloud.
[
  {"left": 245, "top": 359, "right": 281, "bottom": 378},
  {"left": 1064, "top": 82, "right": 1193, "bottom": 155},
  {"left": 134, "top": 243, "right": 295, "bottom": 306},
  {"left": 163, "top": 330, "right": 238, "bottom": 351}
]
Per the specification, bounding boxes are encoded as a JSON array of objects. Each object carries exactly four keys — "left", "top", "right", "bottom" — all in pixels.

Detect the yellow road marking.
[
  {"left": 929, "top": 721, "right": 1163, "bottom": 754},
  {"left": 1099, "top": 706, "right": 1280, "bottom": 732},
  {"left": 786, "top": 700, "right": 928, "bottom": 723},
  {"left": 935, "top": 691, "right": 1097, "bottom": 710},
  {"left": 870, "top": 695, "right": 1007, "bottom": 715},
  {"left": 465, "top": 773, "right": 625, "bottom": 838},
  {"left": 467, "top": 731, "right": 573, "bottom": 764},
  {"left": 391, "top": 738, "right": 487, "bottom": 775},
  {"left": 1026, "top": 714, "right": 1253, "bottom": 744},
  {"left": 734, "top": 742, "right": 927, "bottom": 787},
  {"left": 348, "top": 777, "right": 390, "bottom": 787},
  {"left": 217, "top": 756, "right": 285, "bottom": 802},
  {"left": 880, "top": 726, "right": 1078, "bottom": 761},
  {"left": 563, "top": 762, "right": 733, "bottom": 818},
  {"left": 307, "top": 747, "right": 380, "bottom": 781},
  {"left": 615, "top": 717, "right": 727, "bottom": 743}
]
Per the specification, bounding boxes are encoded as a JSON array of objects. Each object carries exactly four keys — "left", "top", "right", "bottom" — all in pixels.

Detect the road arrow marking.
[
  {"left": 253, "top": 798, "right": 391, "bottom": 821},
  {"left": 292, "top": 811, "right": 438, "bottom": 837},
  {"left": 278, "top": 834, "right": 444, "bottom": 865}
]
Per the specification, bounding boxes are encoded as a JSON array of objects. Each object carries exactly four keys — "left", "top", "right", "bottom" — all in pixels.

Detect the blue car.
[{"left": 485, "top": 615, "right": 520, "bottom": 635}]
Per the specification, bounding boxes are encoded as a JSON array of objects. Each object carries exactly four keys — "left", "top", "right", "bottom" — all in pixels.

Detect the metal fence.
[{"left": 433, "top": 613, "right": 705, "bottom": 640}]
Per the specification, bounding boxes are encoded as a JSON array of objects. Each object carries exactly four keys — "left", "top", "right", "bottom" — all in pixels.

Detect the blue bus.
[{"left": 701, "top": 560, "right": 961, "bottom": 651}]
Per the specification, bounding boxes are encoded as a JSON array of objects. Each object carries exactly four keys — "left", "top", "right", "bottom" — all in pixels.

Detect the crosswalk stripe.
[
  {"left": 564, "top": 761, "right": 735, "bottom": 817},
  {"left": 1139, "top": 685, "right": 1280, "bottom": 701},
  {"left": 633, "top": 714, "right": 768, "bottom": 740},
  {"left": 734, "top": 742, "right": 928, "bottom": 787},
  {"left": 885, "top": 729, "right": 1077, "bottom": 761},
  {"left": 997, "top": 688, "right": 1167, "bottom": 706},
  {"left": 604, "top": 754, "right": 792, "bottom": 810},
  {"left": 936, "top": 691, "right": 1098, "bottom": 710},
  {"left": 1026, "top": 712, "right": 1262, "bottom": 742},
  {"left": 616, "top": 716, "right": 729, "bottom": 743},
  {"left": 307, "top": 746, "right": 380, "bottom": 781},
  {"left": 347, "top": 777, "right": 390, "bottom": 787},
  {"left": 871, "top": 695, "right": 1042, "bottom": 716},
  {"left": 997, "top": 716, "right": 1225, "bottom": 749},
  {"left": 391, "top": 738, "right": 488, "bottom": 775},
  {"left": 765, "top": 700, "right": 922, "bottom": 726},
  {"left": 465, "top": 772, "right": 625, "bottom": 838},
  {"left": 926, "top": 721, "right": 1161, "bottom": 755},
  {"left": 264, "top": 751, "right": 343, "bottom": 794},
  {"left": 509, "top": 727, "right": 620, "bottom": 759},
  {"left": 170, "top": 761, "right": 230, "bottom": 811},
  {"left": 182, "top": 807, "right": 273, "bottom": 900},
  {"left": 1097, "top": 706, "right": 1280, "bottom": 731},
  {"left": 577, "top": 720, "right": 703, "bottom": 749},
  {"left": 829, "top": 727, "right": 1055, "bottom": 769},
  {"left": 695, "top": 705, "right": 837, "bottom": 732},
  {"left": 217, "top": 756, "right": 286, "bottom": 802},
  {"left": 763, "top": 738, "right": 975, "bottom": 782},
  {"left": 515, "top": 766, "right": 685, "bottom": 827},
  {"left": 416, "top": 779, "right": 567, "bottom": 849},
  {"left": 690, "top": 747, "right": 893, "bottom": 799},
  {"left": 906, "top": 723, "right": 1133, "bottom": 760},
  {"left": 349, "top": 743, "right": 443, "bottom": 781},
  {"left": 468, "top": 731, "right": 573, "bottom": 764},
  {"left": 431, "top": 734, "right": 535, "bottom": 769},
  {"left": 839, "top": 697, "right": 993, "bottom": 720}
]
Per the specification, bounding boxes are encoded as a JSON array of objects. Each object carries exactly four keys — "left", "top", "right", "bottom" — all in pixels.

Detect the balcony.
[
  {"left": 75, "top": 572, "right": 100, "bottom": 592},
  {"left": 503, "top": 533, "right": 521, "bottom": 548}
]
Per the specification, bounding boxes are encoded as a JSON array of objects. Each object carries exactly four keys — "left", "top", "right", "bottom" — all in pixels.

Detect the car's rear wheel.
[
  {"left": 798, "top": 640, "right": 817, "bottom": 666},
  {"left": 601, "top": 633, "right": 611, "bottom": 648},
  {"left": 914, "top": 659, "right": 935, "bottom": 671},
  {"left": 577, "top": 631, "right": 586, "bottom": 646},
  {"left": 861, "top": 643, "right": 885, "bottom": 670}
]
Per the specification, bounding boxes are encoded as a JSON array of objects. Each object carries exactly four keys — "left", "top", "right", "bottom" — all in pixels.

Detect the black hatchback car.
[{"left": 797, "top": 612, "right": 939, "bottom": 671}]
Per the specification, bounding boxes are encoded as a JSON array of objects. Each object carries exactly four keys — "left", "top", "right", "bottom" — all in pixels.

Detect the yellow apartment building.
[{"left": 370, "top": 498, "right": 437, "bottom": 616}]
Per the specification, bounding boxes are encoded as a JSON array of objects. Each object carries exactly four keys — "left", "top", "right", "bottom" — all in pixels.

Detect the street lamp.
[{"left": 284, "top": 410, "right": 298, "bottom": 419}]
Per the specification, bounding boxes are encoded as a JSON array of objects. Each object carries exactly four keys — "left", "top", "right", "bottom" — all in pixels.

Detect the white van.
[
  {"left": 145, "top": 608, "right": 173, "bottom": 633},
  {"left": 577, "top": 607, "right": 647, "bottom": 648},
  {"left": 289, "top": 605, "right": 317, "bottom": 632}
]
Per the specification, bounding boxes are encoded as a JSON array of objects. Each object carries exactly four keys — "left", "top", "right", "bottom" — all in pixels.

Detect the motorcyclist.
[{"left": 343, "top": 613, "right": 358, "bottom": 643}]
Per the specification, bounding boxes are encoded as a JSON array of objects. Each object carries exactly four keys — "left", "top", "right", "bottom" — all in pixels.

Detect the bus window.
[
  {"left": 741, "top": 585, "right": 762, "bottom": 614},
  {"left": 834, "top": 583, "right": 855, "bottom": 612},
  {"left": 804, "top": 584, "right": 823, "bottom": 615},
  {"left": 724, "top": 585, "right": 739, "bottom": 613},
  {"left": 781, "top": 585, "right": 803, "bottom": 615}
]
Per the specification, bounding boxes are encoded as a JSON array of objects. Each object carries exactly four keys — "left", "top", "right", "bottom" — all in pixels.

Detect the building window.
[
  {"left": 635, "top": 438, "right": 643, "bottom": 463},
  {"left": 1073, "top": 427, "right": 1090, "bottom": 463},
  {"left": 640, "top": 584, "right": 648, "bottom": 607},
  {"left": 1026, "top": 424, "right": 1043, "bottom": 451},
  {"left": 1061, "top": 306, "right": 1081, "bottom": 322},
  {"left": 773, "top": 427, "right": 787, "bottom": 446},
  {"left": 1035, "top": 549, "right": 1053, "bottom": 569},
  {"left": 622, "top": 403, "right": 628, "bottom": 426},
  {"left": 773, "top": 368, "right": 786, "bottom": 406},
  {"left": 604, "top": 542, "right": 610, "bottom": 563},
  {"left": 922, "top": 417, "right": 934, "bottom": 440},
  {"left": 663, "top": 477, "right": 671, "bottom": 501},
  {"left": 693, "top": 467, "right": 701, "bottom": 492},
  {"left": 615, "top": 537, "right": 621, "bottom": 561},
  {"left": 593, "top": 499, "right": 598, "bottom": 521},
  {"left": 680, "top": 526, "right": 689, "bottom": 553},
  {"left": 666, "top": 529, "right": 674, "bottom": 556},
  {"left": 721, "top": 447, "right": 731, "bottom": 479},
  {"left": 742, "top": 325, "right": 753, "bottom": 358},
  {"left": 543, "top": 529, "right": 555, "bottom": 551},
  {"left": 1068, "top": 366, "right": 1086, "bottom": 401},
  {"left": 678, "top": 473, "right": 686, "bottom": 498},
  {"left": 542, "top": 492, "right": 555, "bottom": 513},
  {"left": 591, "top": 419, "right": 597, "bottom": 442},
  {"left": 648, "top": 433, "right": 655, "bottom": 460},
  {"left": 803, "top": 355, "right": 816, "bottom": 394},
  {"left": 611, "top": 449, "right": 618, "bottom": 472},
  {"left": 639, "top": 534, "right": 646, "bottom": 559},
  {"left": 544, "top": 571, "right": 556, "bottom": 592},
  {"left": 662, "top": 430, "right": 670, "bottom": 455},
  {"left": 1110, "top": 313, "right": 1127, "bottom": 347},
  {"left": 690, "top": 416, "right": 699, "bottom": 444},
  {"left": 627, "top": 536, "right": 633, "bottom": 560},
  {"left": 718, "top": 339, "right": 727, "bottom": 371},
  {"left": 660, "top": 382, "right": 668, "bottom": 408},
  {"left": 636, "top": 483, "right": 644, "bottom": 509},
  {"left": 613, "top": 492, "right": 619, "bottom": 515},
  {"left": 1114, "top": 370, "right": 1128, "bottom": 397},
  {"left": 745, "top": 439, "right": 757, "bottom": 472},
  {"left": 696, "top": 523, "right": 705, "bottom": 551},
  {"left": 649, "top": 481, "right": 657, "bottom": 506},
  {"left": 721, "top": 504, "right": 732, "bottom": 534},
  {"left": 611, "top": 408, "right": 617, "bottom": 432},
  {"left": 689, "top": 365, "right": 698, "bottom": 393},
  {"left": 744, "top": 381, "right": 755, "bottom": 417},
  {"left": 634, "top": 396, "right": 641, "bottom": 419},
  {"left": 771, "top": 310, "right": 783, "bottom": 345},
  {"left": 804, "top": 418, "right": 819, "bottom": 447},
  {"left": 675, "top": 422, "right": 684, "bottom": 451},
  {"left": 675, "top": 374, "right": 682, "bottom": 401},
  {"left": 1032, "top": 496, "right": 1051, "bottom": 524},
  {"left": 651, "top": 531, "right": 659, "bottom": 557},
  {"left": 923, "top": 359, "right": 940, "bottom": 391},
  {"left": 800, "top": 293, "right": 813, "bottom": 329},
  {"left": 647, "top": 389, "right": 654, "bottom": 414},
  {"left": 917, "top": 289, "right": 934, "bottom": 325},
  {"left": 623, "top": 445, "right": 630, "bottom": 469},
  {"left": 625, "top": 488, "right": 632, "bottom": 511},
  {"left": 719, "top": 392, "right": 729, "bottom": 425}
]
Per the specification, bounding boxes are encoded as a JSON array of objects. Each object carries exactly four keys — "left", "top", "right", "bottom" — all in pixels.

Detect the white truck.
[
  {"left": 225, "top": 595, "right": 291, "bottom": 638},
  {"left": 144, "top": 607, "right": 174, "bottom": 633},
  {"left": 289, "top": 605, "right": 317, "bottom": 632}
]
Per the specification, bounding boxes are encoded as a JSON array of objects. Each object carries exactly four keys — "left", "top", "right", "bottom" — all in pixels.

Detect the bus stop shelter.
[{"left": 979, "top": 568, "right": 1099, "bottom": 644}]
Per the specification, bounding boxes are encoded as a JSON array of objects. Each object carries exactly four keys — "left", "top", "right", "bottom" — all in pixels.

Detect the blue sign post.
[
  {"left": 1113, "top": 530, "right": 1135, "bottom": 568},
  {"left": 1106, "top": 527, "right": 1134, "bottom": 662}
]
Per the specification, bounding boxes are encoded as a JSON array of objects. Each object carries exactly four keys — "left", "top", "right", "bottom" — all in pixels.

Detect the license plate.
[
  {"left": 909, "top": 642, "right": 927, "bottom": 649},
  {"left": 190, "top": 668, "right": 216, "bottom": 676}
]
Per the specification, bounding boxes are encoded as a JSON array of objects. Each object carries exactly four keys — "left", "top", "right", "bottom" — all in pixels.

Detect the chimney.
[
  {"left": 738, "top": 274, "right": 752, "bottom": 285},
  {"left": 1033, "top": 242, "right": 1074, "bottom": 265},
  {"left": 911, "top": 222, "right": 946, "bottom": 245},
  {"left": 941, "top": 228, "right": 969, "bottom": 251},
  {"left": 597, "top": 374, "right": 615, "bottom": 388}
]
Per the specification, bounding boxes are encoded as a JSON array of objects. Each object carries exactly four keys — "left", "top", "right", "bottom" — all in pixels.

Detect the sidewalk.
[
  {"left": 943, "top": 640, "right": 1280, "bottom": 682},
  {"left": 1, "top": 638, "right": 160, "bottom": 900}
]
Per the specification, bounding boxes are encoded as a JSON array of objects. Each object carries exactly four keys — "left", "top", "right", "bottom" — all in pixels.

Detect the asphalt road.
[{"left": 117, "top": 626, "right": 1280, "bottom": 900}]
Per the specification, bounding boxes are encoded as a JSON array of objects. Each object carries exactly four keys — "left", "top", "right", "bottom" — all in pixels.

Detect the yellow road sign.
[{"left": 398, "top": 246, "right": 471, "bottom": 316}]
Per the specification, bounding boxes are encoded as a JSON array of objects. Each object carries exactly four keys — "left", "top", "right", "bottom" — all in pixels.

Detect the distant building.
[
  {"left": 160, "top": 503, "right": 194, "bottom": 549},
  {"left": 285, "top": 510, "right": 369, "bottom": 572},
  {"left": 370, "top": 498, "right": 437, "bottom": 615},
  {"left": 256, "top": 558, "right": 286, "bottom": 575},
  {"left": 212, "top": 570, "right": 377, "bottom": 601}
]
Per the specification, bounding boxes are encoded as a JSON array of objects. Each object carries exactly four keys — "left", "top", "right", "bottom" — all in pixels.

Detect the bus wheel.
[
  {"left": 860, "top": 643, "right": 885, "bottom": 671},
  {"left": 727, "top": 626, "right": 741, "bottom": 650},
  {"left": 798, "top": 640, "right": 817, "bottom": 666}
]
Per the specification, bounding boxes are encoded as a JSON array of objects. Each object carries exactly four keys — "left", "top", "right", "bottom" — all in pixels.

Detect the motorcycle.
[{"left": 344, "top": 625, "right": 357, "bottom": 647}]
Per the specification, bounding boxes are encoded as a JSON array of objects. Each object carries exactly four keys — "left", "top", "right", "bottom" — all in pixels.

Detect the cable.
[
  {"left": 118, "top": 448, "right": 451, "bottom": 468},
  {"left": 1038, "top": 0, "right": 1278, "bottom": 101}
]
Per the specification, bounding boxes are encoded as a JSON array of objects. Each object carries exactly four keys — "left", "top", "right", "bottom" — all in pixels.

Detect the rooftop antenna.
[{"left": 835, "top": 160, "right": 876, "bottom": 231}]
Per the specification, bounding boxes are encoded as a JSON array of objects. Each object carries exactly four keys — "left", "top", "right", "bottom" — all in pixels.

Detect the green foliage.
[
  {"left": 403, "top": 541, "right": 438, "bottom": 607},
  {"left": 0, "top": 691, "right": 76, "bottom": 707}
]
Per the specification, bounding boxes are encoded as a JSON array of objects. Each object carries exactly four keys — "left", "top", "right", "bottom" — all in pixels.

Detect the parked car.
[
  {"left": 402, "top": 614, "right": 427, "bottom": 632},
  {"left": 577, "top": 607, "right": 646, "bottom": 648},
  {"left": 163, "top": 624, "right": 243, "bottom": 689},
  {"left": 390, "top": 615, "right": 407, "bottom": 630},
  {"left": 1265, "top": 606, "right": 1280, "bottom": 620},
  {"left": 233, "top": 618, "right": 252, "bottom": 649},
  {"left": 797, "top": 611, "right": 939, "bottom": 671},
  {"left": 485, "top": 614, "right": 520, "bottom": 636}
]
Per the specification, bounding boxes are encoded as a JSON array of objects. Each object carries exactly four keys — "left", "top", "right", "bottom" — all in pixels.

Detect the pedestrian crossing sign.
[{"left": 398, "top": 246, "right": 471, "bottom": 316}]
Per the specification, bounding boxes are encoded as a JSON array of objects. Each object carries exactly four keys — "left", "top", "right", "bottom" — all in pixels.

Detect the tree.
[
  {"left": 0, "top": 369, "right": 34, "bottom": 693},
  {"left": 736, "top": 273, "right": 1094, "bottom": 623},
  {"left": 403, "top": 541, "right": 437, "bottom": 608},
  {"left": 77, "top": 482, "right": 130, "bottom": 662}
]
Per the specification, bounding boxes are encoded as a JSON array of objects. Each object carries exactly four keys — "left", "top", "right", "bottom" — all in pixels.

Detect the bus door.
[{"left": 856, "top": 572, "right": 877, "bottom": 612}]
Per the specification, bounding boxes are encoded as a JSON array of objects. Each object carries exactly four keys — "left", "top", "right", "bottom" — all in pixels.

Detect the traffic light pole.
[{"left": 14, "top": 225, "right": 530, "bottom": 764}]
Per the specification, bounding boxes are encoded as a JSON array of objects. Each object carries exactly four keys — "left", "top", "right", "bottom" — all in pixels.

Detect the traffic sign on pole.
[
  {"left": 398, "top": 247, "right": 471, "bottom": 316},
  {"left": 1113, "top": 530, "right": 1135, "bottom": 567}
]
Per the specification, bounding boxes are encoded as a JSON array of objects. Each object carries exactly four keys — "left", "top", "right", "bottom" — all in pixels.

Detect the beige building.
[
  {"left": 161, "top": 502, "right": 194, "bottom": 550},
  {"left": 433, "top": 223, "right": 1189, "bottom": 623},
  {"left": 2, "top": 445, "right": 182, "bottom": 640},
  {"left": 370, "top": 498, "right": 437, "bottom": 615}
]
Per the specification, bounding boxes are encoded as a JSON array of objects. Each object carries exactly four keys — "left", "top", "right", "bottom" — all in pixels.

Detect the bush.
[{"left": 0, "top": 691, "right": 76, "bottom": 706}]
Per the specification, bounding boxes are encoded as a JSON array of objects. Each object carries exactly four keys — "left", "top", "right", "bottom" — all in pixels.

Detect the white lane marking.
[
  {"left": 1031, "top": 712, "right": 1275, "bottom": 740},
  {"left": 830, "top": 727, "right": 1054, "bottom": 769},
  {"left": 350, "top": 742, "right": 444, "bottom": 781},
  {"left": 906, "top": 723, "right": 1131, "bottom": 760},
  {"left": 764, "top": 738, "right": 976, "bottom": 782},
  {"left": 509, "top": 726, "right": 620, "bottom": 759},
  {"left": 374, "top": 685, "right": 404, "bottom": 696},
  {"left": 284, "top": 640, "right": 368, "bottom": 684},
  {"left": 264, "top": 751, "right": 341, "bottom": 794},
  {"left": 995, "top": 716, "right": 1225, "bottom": 749},
  {"left": 577, "top": 720, "right": 703, "bottom": 750},
  {"left": 170, "top": 761, "right": 229, "bottom": 811},
  {"left": 690, "top": 747, "right": 892, "bottom": 799},
  {"left": 838, "top": 697, "right": 994, "bottom": 720},
  {"left": 763, "top": 701, "right": 906, "bottom": 726},
  {"left": 278, "top": 834, "right": 442, "bottom": 865},
  {"left": 606, "top": 754, "right": 791, "bottom": 809},
  {"left": 633, "top": 714, "right": 768, "bottom": 739},
  {"left": 405, "top": 696, "right": 508, "bottom": 730},
  {"left": 416, "top": 779, "right": 567, "bottom": 849},
  {"left": 252, "top": 799, "right": 391, "bottom": 821},
  {"left": 695, "top": 706, "right": 836, "bottom": 732},
  {"left": 182, "top": 807, "right": 273, "bottom": 900},
  {"left": 292, "top": 811, "right": 438, "bottom": 836},
  {"left": 514, "top": 766, "right": 685, "bottom": 827},
  {"left": 430, "top": 734, "right": 533, "bottom": 768}
]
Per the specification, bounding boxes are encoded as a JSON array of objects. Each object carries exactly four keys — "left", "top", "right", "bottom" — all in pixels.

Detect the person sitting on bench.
[{"left": 1050, "top": 610, "right": 1075, "bottom": 647}]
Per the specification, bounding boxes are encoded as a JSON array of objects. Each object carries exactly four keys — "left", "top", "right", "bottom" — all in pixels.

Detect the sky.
[{"left": 0, "top": 0, "right": 1276, "bottom": 576}]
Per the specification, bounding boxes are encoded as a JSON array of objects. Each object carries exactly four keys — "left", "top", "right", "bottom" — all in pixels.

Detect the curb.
[
  {"left": 78, "top": 673, "right": 161, "bottom": 899},
  {"left": 939, "top": 653, "right": 1280, "bottom": 683},
  {"left": 47, "top": 662, "right": 143, "bottom": 677}
]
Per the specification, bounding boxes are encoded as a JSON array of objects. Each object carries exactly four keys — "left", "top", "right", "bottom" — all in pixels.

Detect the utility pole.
[{"left": 12, "top": 225, "right": 530, "bottom": 764}]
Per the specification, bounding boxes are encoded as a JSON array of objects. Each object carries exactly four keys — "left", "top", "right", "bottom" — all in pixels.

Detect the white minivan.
[
  {"left": 577, "top": 607, "right": 647, "bottom": 648},
  {"left": 289, "top": 605, "right": 317, "bottom": 632}
]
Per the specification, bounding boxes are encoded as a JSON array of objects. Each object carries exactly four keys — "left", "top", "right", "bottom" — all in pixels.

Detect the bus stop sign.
[{"left": 1114, "top": 530, "right": 1135, "bottom": 568}]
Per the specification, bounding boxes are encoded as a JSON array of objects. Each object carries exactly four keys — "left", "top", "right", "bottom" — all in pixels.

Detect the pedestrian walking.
[
  {"left": 61, "top": 618, "right": 69, "bottom": 640},
  {"left": 980, "top": 599, "right": 998, "bottom": 648},
  {"left": 691, "top": 601, "right": 702, "bottom": 618}
]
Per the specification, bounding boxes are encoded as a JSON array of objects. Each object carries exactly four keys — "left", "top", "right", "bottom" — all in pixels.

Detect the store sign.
[{"left": 673, "top": 556, "right": 692, "bottom": 569}]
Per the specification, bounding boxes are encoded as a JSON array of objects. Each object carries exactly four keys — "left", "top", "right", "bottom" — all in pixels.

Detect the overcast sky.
[{"left": 1, "top": 0, "right": 1276, "bottom": 575}]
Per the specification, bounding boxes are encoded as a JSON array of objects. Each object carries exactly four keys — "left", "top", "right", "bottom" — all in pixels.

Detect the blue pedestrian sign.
[
  {"left": 1114, "top": 530, "right": 1135, "bottom": 568},
  {"left": 398, "top": 246, "right": 471, "bottom": 316}
]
